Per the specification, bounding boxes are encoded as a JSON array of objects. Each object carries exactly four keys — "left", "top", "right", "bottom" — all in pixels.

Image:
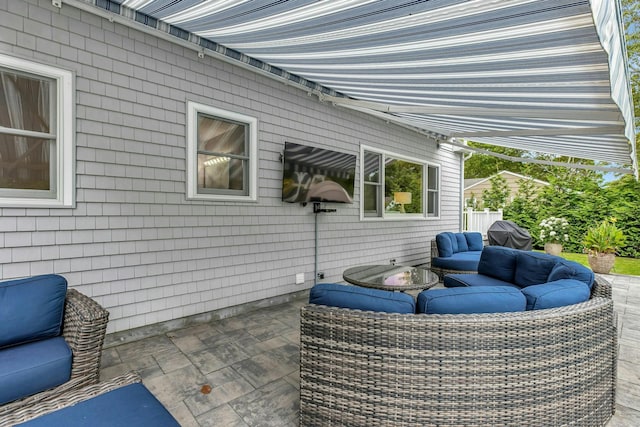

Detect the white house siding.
[{"left": 0, "top": 0, "right": 462, "bottom": 333}]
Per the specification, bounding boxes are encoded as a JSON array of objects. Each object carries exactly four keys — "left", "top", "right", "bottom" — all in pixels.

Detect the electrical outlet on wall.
[{"left": 295, "top": 273, "right": 305, "bottom": 284}]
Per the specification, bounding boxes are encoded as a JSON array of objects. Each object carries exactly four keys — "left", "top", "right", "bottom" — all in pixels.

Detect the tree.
[
  {"left": 503, "top": 177, "right": 541, "bottom": 237},
  {"left": 481, "top": 174, "right": 510, "bottom": 209}
]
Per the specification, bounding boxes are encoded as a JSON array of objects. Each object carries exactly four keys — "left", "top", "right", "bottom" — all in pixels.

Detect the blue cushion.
[
  {"left": 464, "top": 232, "right": 484, "bottom": 251},
  {"left": 309, "top": 283, "right": 415, "bottom": 314},
  {"left": 0, "top": 337, "right": 71, "bottom": 405},
  {"left": 0, "top": 274, "right": 67, "bottom": 348},
  {"left": 16, "top": 382, "right": 180, "bottom": 427},
  {"left": 521, "top": 279, "right": 591, "bottom": 310},
  {"left": 552, "top": 260, "right": 595, "bottom": 289},
  {"left": 431, "top": 252, "right": 482, "bottom": 271},
  {"left": 454, "top": 233, "right": 469, "bottom": 252},
  {"left": 444, "top": 274, "right": 520, "bottom": 289},
  {"left": 417, "top": 286, "right": 526, "bottom": 314},
  {"left": 477, "top": 246, "right": 518, "bottom": 282},
  {"left": 436, "top": 233, "right": 454, "bottom": 257},
  {"left": 513, "top": 252, "right": 557, "bottom": 288},
  {"left": 444, "top": 232, "right": 459, "bottom": 253}
]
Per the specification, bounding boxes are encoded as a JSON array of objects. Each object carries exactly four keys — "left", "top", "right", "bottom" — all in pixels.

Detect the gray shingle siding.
[{"left": 1, "top": 0, "right": 462, "bottom": 333}]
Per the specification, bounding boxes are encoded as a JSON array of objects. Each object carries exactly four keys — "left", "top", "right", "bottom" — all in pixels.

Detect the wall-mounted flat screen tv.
[{"left": 282, "top": 142, "right": 356, "bottom": 204}]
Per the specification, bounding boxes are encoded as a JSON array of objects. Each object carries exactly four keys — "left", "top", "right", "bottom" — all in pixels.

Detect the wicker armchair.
[
  {"left": 430, "top": 238, "right": 480, "bottom": 279},
  {"left": 0, "top": 289, "right": 109, "bottom": 425},
  {"left": 300, "top": 277, "right": 616, "bottom": 426}
]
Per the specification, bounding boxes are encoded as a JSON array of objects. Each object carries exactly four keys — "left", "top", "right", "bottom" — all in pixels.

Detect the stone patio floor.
[{"left": 100, "top": 273, "right": 640, "bottom": 426}]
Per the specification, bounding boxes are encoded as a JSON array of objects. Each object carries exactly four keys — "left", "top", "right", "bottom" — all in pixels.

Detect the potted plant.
[
  {"left": 539, "top": 217, "right": 569, "bottom": 255},
  {"left": 583, "top": 218, "right": 626, "bottom": 274}
]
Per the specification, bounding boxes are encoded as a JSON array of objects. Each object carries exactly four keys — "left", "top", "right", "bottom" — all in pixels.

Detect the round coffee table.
[{"left": 342, "top": 265, "right": 439, "bottom": 291}]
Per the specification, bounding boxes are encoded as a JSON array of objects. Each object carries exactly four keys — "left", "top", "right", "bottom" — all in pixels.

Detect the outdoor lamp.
[{"left": 393, "top": 192, "right": 412, "bottom": 213}]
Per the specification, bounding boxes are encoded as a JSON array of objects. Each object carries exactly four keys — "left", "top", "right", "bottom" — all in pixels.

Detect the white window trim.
[
  {"left": 186, "top": 101, "right": 258, "bottom": 202},
  {"left": 0, "top": 54, "right": 74, "bottom": 208},
  {"left": 360, "top": 145, "right": 440, "bottom": 221}
]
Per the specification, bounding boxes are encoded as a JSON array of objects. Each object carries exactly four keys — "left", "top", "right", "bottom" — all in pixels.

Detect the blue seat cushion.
[
  {"left": 417, "top": 286, "right": 526, "bottom": 314},
  {"left": 444, "top": 274, "right": 520, "bottom": 289},
  {"left": 309, "top": 283, "right": 415, "bottom": 314},
  {"left": 477, "top": 246, "right": 518, "bottom": 283},
  {"left": 513, "top": 251, "right": 558, "bottom": 288},
  {"left": 431, "top": 251, "right": 482, "bottom": 271},
  {"left": 521, "top": 279, "right": 591, "bottom": 310},
  {"left": 0, "top": 274, "right": 68, "bottom": 348},
  {"left": 16, "top": 382, "right": 180, "bottom": 427},
  {"left": 0, "top": 337, "right": 72, "bottom": 405},
  {"left": 464, "top": 232, "right": 484, "bottom": 251}
]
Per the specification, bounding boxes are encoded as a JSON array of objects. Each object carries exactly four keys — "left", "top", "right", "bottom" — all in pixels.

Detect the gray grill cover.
[{"left": 487, "top": 220, "right": 532, "bottom": 251}]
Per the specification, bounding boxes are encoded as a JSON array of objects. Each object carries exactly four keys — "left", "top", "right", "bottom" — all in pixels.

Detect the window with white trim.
[
  {"left": 186, "top": 102, "right": 257, "bottom": 202},
  {"left": 361, "top": 146, "right": 439, "bottom": 219},
  {"left": 0, "top": 54, "right": 74, "bottom": 208}
]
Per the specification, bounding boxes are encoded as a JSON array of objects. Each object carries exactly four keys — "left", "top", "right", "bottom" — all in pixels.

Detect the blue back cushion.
[
  {"left": 521, "top": 279, "right": 591, "bottom": 310},
  {"left": 454, "top": 233, "right": 469, "bottom": 252},
  {"left": 444, "top": 274, "right": 520, "bottom": 289},
  {"left": 514, "top": 252, "right": 557, "bottom": 287},
  {"left": 477, "top": 246, "right": 518, "bottom": 283},
  {"left": 444, "top": 232, "right": 459, "bottom": 253},
  {"left": 0, "top": 337, "right": 71, "bottom": 405},
  {"left": 436, "top": 233, "right": 454, "bottom": 257},
  {"left": 464, "top": 232, "right": 484, "bottom": 251},
  {"left": 15, "top": 382, "right": 181, "bottom": 427},
  {"left": 549, "top": 260, "right": 595, "bottom": 289},
  {"left": 309, "top": 283, "right": 415, "bottom": 314},
  {"left": 0, "top": 274, "right": 67, "bottom": 348},
  {"left": 417, "top": 286, "right": 526, "bottom": 314}
]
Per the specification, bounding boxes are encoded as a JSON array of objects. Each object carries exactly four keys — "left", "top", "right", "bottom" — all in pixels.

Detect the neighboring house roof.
[{"left": 464, "top": 171, "right": 549, "bottom": 192}]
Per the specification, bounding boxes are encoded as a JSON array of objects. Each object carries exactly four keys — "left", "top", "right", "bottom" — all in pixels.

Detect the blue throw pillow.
[
  {"left": 454, "top": 233, "right": 469, "bottom": 252},
  {"left": 464, "top": 232, "right": 484, "bottom": 251},
  {"left": 513, "top": 252, "right": 557, "bottom": 287},
  {"left": 436, "top": 233, "right": 454, "bottom": 258},
  {"left": 521, "top": 279, "right": 591, "bottom": 310},
  {"left": 552, "top": 260, "right": 595, "bottom": 289},
  {"left": 477, "top": 246, "right": 518, "bottom": 282},
  {"left": 309, "top": 283, "right": 415, "bottom": 314},
  {"left": 0, "top": 274, "right": 68, "bottom": 348},
  {"left": 416, "top": 286, "right": 526, "bottom": 314}
]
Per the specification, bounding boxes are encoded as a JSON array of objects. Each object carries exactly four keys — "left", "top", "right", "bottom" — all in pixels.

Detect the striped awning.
[{"left": 77, "top": 0, "right": 637, "bottom": 175}]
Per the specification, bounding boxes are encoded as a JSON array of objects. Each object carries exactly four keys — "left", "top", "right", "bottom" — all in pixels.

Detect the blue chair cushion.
[
  {"left": 0, "top": 274, "right": 67, "bottom": 348},
  {"left": 431, "top": 252, "right": 482, "bottom": 271},
  {"left": 15, "top": 382, "right": 181, "bottom": 427},
  {"left": 436, "top": 233, "right": 454, "bottom": 257},
  {"left": 454, "top": 233, "right": 469, "bottom": 252},
  {"left": 309, "top": 283, "right": 415, "bottom": 314},
  {"left": 444, "top": 232, "right": 459, "bottom": 253},
  {"left": 444, "top": 274, "right": 520, "bottom": 289},
  {"left": 417, "top": 286, "right": 526, "bottom": 314},
  {"left": 0, "top": 337, "right": 72, "bottom": 405},
  {"left": 513, "top": 251, "right": 557, "bottom": 288},
  {"left": 464, "top": 232, "right": 484, "bottom": 251},
  {"left": 521, "top": 279, "right": 591, "bottom": 310},
  {"left": 550, "top": 260, "right": 595, "bottom": 289},
  {"left": 477, "top": 246, "right": 518, "bottom": 283}
]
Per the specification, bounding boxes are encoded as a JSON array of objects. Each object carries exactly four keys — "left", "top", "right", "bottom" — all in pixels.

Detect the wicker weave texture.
[
  {"left": 0, "top": 289, "right": 109, "bottom": 426},
  {"left": 300, "top": 278, "right": 616, "bottom": 426}
]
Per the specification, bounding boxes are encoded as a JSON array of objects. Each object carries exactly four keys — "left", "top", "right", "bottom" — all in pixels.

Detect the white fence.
[{"left": 463, "top": 208, "right": 503, "bottom": 236}]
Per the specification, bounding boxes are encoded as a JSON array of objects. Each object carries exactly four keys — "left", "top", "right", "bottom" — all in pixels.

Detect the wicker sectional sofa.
[{"left": 300, "top": 277, "right": 616, "bottom": 426}]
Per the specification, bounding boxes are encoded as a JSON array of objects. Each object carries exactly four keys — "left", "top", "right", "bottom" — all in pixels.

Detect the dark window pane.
[
  {"left": 0, "top": 70, "right": 51, "bottom": 133},
  {"left": 0, "top": 134, "right": 51, "bottom": 190},
  {"left": 197, "top": 114, "right": 246, "bottom": 156},
  {"left": 384, "top": 158, "right": 423, "bottom": 214}
]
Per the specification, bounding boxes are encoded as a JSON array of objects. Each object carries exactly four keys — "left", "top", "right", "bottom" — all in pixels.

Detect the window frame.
[
  {"left": 186, "top": 101, "right": 258, "bottom": 202},
  {"left": 0, "top": 54, "right": 74, "bottom": 208},
  {"left": 360, "top": 145, "right": 440, "bottom": 221}
]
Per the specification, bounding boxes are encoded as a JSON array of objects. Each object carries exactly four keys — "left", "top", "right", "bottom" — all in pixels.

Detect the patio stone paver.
[{"left": 100, "top": 273, "right": 640, "bottom": 426}]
